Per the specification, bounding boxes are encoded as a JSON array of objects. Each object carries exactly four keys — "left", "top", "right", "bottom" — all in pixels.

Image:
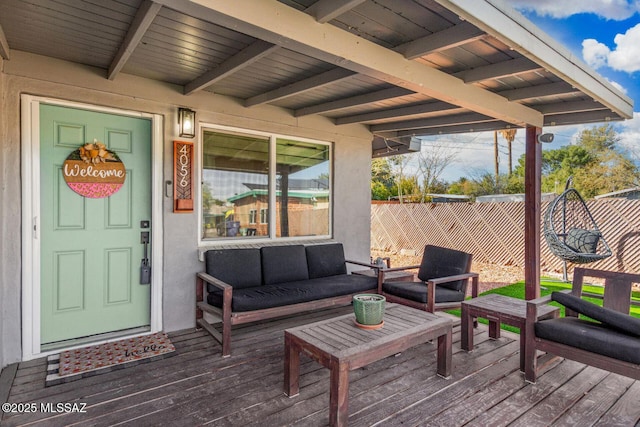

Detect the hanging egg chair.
[{"left": 543, "top": 178, "right": 612, "bottom": 264}]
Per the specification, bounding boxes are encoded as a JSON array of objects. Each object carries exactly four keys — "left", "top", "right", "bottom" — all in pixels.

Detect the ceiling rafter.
[
  {"left": 294, "top": 87, "right": 414, "bottom": 117},
  {"left": 0, "top": 24, "right": 9, "bottom": 60},
  {"left": 500, "top": 81, "right": 579, "bottom": 101},
  {"left": 108, "top": 0, "right": 162, "bottom": 80},
  {"left": 156, "top": 0, "right": 544, "bottom": 127},
  {"left": 455, "top": 57, "right": 543, "bottom": 84},
  {"left": 396, "top": 21, "right": 485, "bottom": 60},
  {"left": 395, "top": 119, "right": 512, "bottom": 137},
  {"left": 371, "top": 112, "right": 493, "bottom": 132},
  {"left": 335, "top": 101, "right": 461, "bottom": 125},
  {"left": 536, "top": 100, "right": 605, "bottom": 115},
  {"left": 185, "top": 40, "right": 280, "bottom": 95},
  {"left": 245, "top": 68, "right": 357, "bottom": 107},
  {"left": 544, "top": 110, "right": 617, "bottom": 126},
  {"left": 305, "top": 0, "right": 367, "bottom": 23}
]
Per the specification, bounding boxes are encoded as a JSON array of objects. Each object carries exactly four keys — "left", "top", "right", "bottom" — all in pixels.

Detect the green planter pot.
[{"left": 353, "top": 294, "right": 386, "bottom": 326}]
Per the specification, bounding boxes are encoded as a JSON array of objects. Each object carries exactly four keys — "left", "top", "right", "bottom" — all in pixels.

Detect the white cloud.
[
  {"left": 608, "top": 24, "right": 640, "bottom": 72},
  {"left": 582, "top": 39, "right": 611, "bottom": 69},
  {"left": 512, "top": 0, "right": 640, "bottom": 20},
  {"left": 617, "top": 112, "right": 640, "bottom": 161},
  {"left": 581, "top": 24, "right": 640, "bottom": 73},
  {"left": 607, "top": 78, "right": 628, "bottom": 94}
]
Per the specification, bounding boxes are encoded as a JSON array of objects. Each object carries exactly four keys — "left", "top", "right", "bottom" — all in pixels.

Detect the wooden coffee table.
[
  {"left": 461, "top": 294, "right": 559, "bottom": 371},
  {"left": 284, "top": 304, "right": 452, "bottom": 427}
]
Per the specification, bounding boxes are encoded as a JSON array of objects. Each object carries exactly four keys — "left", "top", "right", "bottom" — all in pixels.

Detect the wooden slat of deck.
[{"left": 2, "top": 305, "right": 639, "bottom": 427}]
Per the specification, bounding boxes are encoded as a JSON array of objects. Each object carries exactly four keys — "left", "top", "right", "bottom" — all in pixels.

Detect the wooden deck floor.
[{"left": 2, "top": 306, "right": 640, "bottom": 426}]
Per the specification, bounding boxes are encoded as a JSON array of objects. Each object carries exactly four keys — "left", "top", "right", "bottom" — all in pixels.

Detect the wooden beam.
[
  {"left": 335, "top": 101, "right": 460, "bottom": 125},
  {"left": 245, "top": 68, "right": 356, "bottom": 107},
  {"left": 524, "top": 126, "right": 541, "bottom": 301},
  {"left": 544, "top": 110, "right": 618, "bottom": 126},
  {"left": 185, "top": 40, "right": 280, "bottom": 95},
  {"left": 108, "top": 0, "right": 162, "bottom": 80},
  {"left": 156, "top": 0, "right": 544, "bottom": 127},
  {"left": 500, "top": 82, "right": 579, "bottom": 102},
  {"left": 395, "top": 120, "right": 513, "bottom": 137},
  {"left": 371, "top": 112, "right": 492, "bottom": 133},
  {"left": 397, "top": 22, "right": 485, "bottom": 59},
  {"left": 456, "top": 57, "right": 543, "bottom": 84},
  {"left": 537, "top": 100, "right": 604, "bottom": 115},
  {"left": 0, "top": 24, "right": 10, "bottom": 60},
  {"left": 294, "top": 87, "right": 413, "bottom": 117},
  {"left": 305, "top": 0, "right": 367, "bottom": 23}
]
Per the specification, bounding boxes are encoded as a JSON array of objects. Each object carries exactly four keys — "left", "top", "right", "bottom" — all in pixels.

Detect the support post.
[{"left": 524, "top": 126, "right": 542, "bottom": 301}]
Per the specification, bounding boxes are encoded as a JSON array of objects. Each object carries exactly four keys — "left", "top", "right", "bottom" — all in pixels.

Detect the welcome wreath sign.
[{"left": 63, "top": 139, "right": 126, "bottom": 198}]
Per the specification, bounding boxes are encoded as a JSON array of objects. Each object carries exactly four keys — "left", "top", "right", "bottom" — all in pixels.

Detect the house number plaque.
[{"left": 173, "top": 140, "right": 194, "bottom": 212}]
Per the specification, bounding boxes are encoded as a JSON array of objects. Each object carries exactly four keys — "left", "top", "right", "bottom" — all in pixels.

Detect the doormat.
[{"left": 45, "top": 332, "right": 175, "bottom": 386}]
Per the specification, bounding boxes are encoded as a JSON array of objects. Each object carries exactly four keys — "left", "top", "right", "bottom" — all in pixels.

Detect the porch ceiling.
[{"left": 0, "top": 0, "right": 633, "bottom": 156}]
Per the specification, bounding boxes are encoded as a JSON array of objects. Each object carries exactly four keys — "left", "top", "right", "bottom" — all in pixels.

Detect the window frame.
[{"left": 198, "top": 124, "right": 333, "bottom": 246}]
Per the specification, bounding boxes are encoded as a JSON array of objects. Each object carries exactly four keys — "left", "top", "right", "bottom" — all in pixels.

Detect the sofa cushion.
[
  {"left": 535, "top": 317, "right": 640, "bottom": 364},
  {"left": 551, "top": 291, "right": 640, "bottom": 337},
  {"left": 565, "top": 228, "right": 600, "bottom": 254},
  {"left": 382, "top": 281, "right": 465, "bottom": 304},
  {"left": 261, "top": 245, "right": 309, "bottom": 285},
  {"left": 305, "top": 243, "right": 348, "bottom": 279},
  {"left": 207, "top": 274, "right": 377, "bottom": 312},
  {"left": 417, "top": 245, "right": 471, "bottom": 292},
  {"left": 205, "top": 248, "right": 262, "bottom": 290}
]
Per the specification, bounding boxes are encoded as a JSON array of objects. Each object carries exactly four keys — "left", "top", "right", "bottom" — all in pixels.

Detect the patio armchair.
[
  {"left": 524, "top": 267, "right": 640, "bottom": 383},
  {"left": 378, "top": 245, "right": 479, "bottom": 313}
]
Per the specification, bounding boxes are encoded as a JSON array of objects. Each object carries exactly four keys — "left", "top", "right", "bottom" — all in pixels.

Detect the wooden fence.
[{"left": 371, "top": 199, "right": 640, "bottom": 274}]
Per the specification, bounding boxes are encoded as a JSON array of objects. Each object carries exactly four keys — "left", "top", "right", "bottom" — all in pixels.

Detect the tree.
[
  {"left": 499, "top": 129, "right": 517, "bottom": 176},
  {"left": 387, "top": 154, "right": 416, "bottom": 203},
  {"left": 417, "top": 141, "right": 459, "bottom": 195},
  {"left": 371, "top": 158, "right": 395, "bottom": 200}
]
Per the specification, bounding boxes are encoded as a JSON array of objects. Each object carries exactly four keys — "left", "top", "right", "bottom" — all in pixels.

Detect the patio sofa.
[{"left": 196, "top": 243, "right": 378, "bottom": 356}]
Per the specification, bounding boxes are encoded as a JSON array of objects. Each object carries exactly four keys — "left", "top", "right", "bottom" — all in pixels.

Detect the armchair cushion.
[
  {"left": 205, "top": 248, "right": 262, "bottom": 290},
  {"left": 565, "top": 228, "right": 600, "bottom": 254},
  {"left": 261, "top": 245, "right": 309, "bottom": 285},
  {"left": 417, "top": 245, "right": 472, "bottom": 292},
  {"left": 382, "top": 281, "right": 465, "bottom": 303},
  {"left": 535, "top": 317, "right": 640, "bottom": 364},
  {"left": 305, "top": 243, "right": 347, "bottom": 279},
  {"left": 551, "top": 291, "right": 640, "bottom": 337}
]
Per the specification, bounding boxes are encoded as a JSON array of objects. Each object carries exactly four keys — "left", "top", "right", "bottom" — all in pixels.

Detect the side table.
[{"left": 461, "top": 294, "right": 559, "bottom": 371}]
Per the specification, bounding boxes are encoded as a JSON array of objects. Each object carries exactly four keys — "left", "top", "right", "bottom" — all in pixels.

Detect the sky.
[{"left": 418, "top": 0, "right": 640, "bottom": 183}]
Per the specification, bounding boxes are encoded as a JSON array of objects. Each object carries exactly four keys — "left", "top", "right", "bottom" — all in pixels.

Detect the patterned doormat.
[{"left": 45, "top": 332, "right": 175, "bottom": 386}]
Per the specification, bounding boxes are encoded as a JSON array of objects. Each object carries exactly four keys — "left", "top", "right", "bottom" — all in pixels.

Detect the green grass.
[{"left": 448, "top": 278, "right": 640, "bottom": 334}]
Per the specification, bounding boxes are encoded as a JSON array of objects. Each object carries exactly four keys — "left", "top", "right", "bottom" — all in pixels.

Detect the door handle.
[{"left": 140, "top": 231, "right": 151, "bottom": 284}]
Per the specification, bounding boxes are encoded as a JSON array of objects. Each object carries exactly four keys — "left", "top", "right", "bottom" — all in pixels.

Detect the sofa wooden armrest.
[{"left": 425, "top": 272, "right": 479, "bottom": 312}]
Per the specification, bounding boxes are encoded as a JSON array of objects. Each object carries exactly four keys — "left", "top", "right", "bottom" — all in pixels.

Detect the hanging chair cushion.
[
  {"left": 552, "top": 291, "right": 640, "bottom": 337},
  {"left": 565, "top": 228, "right": 601, "bottom": 254}
]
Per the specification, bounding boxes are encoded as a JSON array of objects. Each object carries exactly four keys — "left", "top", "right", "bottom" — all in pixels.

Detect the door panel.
[{"left": 40, "top": 104, "right": 152, "bottom": 344}]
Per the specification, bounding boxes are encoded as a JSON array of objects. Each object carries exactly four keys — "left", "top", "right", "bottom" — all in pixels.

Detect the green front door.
[{"left": 40, "top": 104, "right": 152, "bottom": 344}]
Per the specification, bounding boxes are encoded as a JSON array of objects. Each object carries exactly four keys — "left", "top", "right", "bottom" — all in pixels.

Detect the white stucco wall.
[{"left": 0, "top": 51, "right": 373, "bottom": 368}]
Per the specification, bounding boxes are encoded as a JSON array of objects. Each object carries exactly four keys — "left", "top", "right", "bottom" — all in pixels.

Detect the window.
[{"left": 201, "top": 127, "right": 331, "bottom": 241}]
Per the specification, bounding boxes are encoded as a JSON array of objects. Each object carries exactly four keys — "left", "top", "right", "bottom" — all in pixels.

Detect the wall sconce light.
[
  {"left": 538, "top": 133, "right": 554, "bottom": 143},
  {"left": 178, "top": 108, "right": 196, "bottom": 138}
]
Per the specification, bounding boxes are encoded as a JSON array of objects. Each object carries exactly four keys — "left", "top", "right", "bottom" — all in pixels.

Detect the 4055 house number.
[{"left": 173, "top": 140, "right": 194, "bottom": 212}]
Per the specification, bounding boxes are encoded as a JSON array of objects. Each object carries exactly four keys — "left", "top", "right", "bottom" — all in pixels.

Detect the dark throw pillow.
[
  {"left": 565, "top": 228, "right": 600, "bottom": 254},
  {"left": 551, "top": 291, "right": 640, "bottom": 337}
]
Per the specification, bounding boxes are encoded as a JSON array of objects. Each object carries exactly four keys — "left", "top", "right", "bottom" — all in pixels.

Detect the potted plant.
[{"left": 353, "top": 294, "right": 386, "bottom": 329}]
